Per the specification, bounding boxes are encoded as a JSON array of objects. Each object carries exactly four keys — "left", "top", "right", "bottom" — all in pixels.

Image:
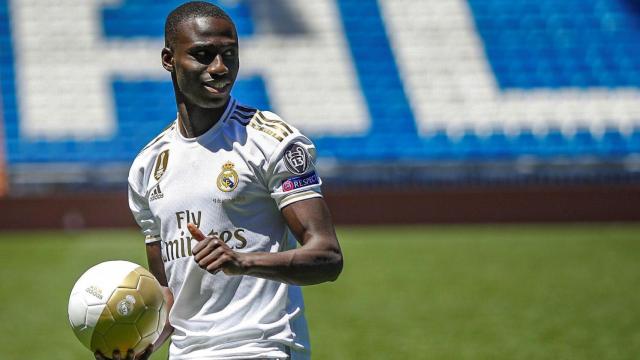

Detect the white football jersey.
[{"left": 128, "top": 98, "right": 322, "bottom": 359}]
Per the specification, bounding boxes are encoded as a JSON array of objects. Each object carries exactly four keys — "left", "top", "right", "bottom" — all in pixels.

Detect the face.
[{"left": 163, "top": 16, "right": 239, "bottom": 109}]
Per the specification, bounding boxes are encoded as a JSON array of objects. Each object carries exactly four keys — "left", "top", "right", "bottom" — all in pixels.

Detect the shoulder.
[
  {"left": 138, "top": 122, "right": 176, "bottom": 157},
  {"left": 129, "top": 122, "right": 175, "bottom": 187},
  {"left": 247, "top": 110, "right": 297, "bottom": 143},
  {"left": 227, "top": 103, "right": 317, "bottom": 169},
  {"left": 233, "top": 106, "right": 307, "bottom": 150}
]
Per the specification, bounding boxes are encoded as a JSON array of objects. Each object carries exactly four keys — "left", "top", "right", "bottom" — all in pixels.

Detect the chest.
[{"left": 146, "top": 144, "right": 269, "bottom": 224}]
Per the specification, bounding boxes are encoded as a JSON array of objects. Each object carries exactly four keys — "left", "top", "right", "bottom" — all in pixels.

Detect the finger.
[
  {"left": 135, "top": 344, "right": 153, "bottom": 360},
  {"left": 94, "top": 351, "right": 106, "bottom": 360},
  {"left": 191, "top": 236, "right": 210, "bottom": 256},
  {"left": 112, "top": 350, "right": 122, "bottom": 360},
  {"left": 125, "top": 349, "right": 135, "bottom": 360},
  {"left": 206, "top": 253, "right": 232, "bottom": 273},
  {"left": 197, "top": 247, "right": 227, "bottom": 269},
  {"left": 193, "top": 238, "right": 224, "bottom": 261},
  {"left": 187, "top": 223, "right": 206, "bottom": 241}
]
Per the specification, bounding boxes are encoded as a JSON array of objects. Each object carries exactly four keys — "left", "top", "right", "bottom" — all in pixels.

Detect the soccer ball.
[{"left": 68, "top": 261, "right": 167, "bottom": 356}]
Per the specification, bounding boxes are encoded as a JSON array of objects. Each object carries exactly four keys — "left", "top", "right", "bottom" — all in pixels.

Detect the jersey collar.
[{"left": 174, "top": 97, "right": 237, "bottom": 144}]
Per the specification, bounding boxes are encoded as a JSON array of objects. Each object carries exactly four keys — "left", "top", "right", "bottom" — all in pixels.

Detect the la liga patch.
[{"left": 282, "top": 171, "right": 319, "bottom": 192}]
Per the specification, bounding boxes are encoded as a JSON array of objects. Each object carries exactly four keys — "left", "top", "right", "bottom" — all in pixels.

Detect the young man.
[{"left": 102, "top": 2, "right": 343, "bottom": 359}]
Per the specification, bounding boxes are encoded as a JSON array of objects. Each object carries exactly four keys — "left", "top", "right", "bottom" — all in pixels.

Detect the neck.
[{"left": 177, "top": 98, "right": 230, "bottom": 138}]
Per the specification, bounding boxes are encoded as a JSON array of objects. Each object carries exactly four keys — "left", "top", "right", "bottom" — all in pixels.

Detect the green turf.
[{"left": 1, "top": 224, "right": 639, "bottom": 359}]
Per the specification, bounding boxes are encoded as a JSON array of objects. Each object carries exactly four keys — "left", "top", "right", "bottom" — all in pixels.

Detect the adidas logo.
[{"left": 150, "top": 183, "right": 164, "bottom": 201}]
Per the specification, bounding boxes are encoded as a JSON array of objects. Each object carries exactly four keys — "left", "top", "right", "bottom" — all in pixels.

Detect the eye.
[{"left": 191, "top": 50, "right": 213, "bottom": 63}]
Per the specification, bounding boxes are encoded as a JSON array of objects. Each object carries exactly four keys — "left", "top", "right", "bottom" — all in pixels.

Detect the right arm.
[
  {"left": 146, "top": 242, "right": 174, "bottom": 353},
  {"left": 126, "top": 153, "right": 173, "bottom": 359}
]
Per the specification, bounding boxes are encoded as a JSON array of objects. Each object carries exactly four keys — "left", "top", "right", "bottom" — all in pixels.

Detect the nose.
[{"left": 207, "top": 54, "right": 228, "bottom": 76}]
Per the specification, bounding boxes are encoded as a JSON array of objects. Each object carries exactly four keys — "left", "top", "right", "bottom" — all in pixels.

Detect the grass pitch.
[{"left": 1, "top": 224, "right": 639, "bottom": 359}]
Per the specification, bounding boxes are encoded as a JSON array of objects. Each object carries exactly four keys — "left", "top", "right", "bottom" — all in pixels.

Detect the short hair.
[{"left": 164, "top": 1, "right": 234, "bottom": 49}]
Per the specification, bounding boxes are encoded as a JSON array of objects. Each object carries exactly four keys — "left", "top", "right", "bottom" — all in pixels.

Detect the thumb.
[{"left": 187, "top": 223, "right": 206, "bottom": 241}]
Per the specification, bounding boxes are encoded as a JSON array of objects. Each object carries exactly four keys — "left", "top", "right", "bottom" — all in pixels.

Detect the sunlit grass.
[{"left": 1, "top": 224, "right": 639, "bottom": 359}]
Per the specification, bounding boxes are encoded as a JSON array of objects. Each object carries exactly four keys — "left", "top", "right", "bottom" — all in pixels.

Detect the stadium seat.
[{"left": 1, "top": 0, "right": 640, "bottom": 186}]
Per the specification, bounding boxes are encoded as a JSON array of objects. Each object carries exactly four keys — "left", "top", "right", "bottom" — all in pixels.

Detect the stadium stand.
[{"left": 1, "top": 0, "right": 640, "bottom": 192}]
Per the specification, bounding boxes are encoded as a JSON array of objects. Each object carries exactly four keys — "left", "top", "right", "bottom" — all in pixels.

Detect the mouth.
[{"left": 203, "top": 79, "right": 231, "bottom": 94}]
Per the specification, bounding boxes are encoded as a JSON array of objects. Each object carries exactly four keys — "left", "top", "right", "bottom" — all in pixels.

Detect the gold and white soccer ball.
[{"left": 68, "top": 261, "right": 167, "bottom": 356}]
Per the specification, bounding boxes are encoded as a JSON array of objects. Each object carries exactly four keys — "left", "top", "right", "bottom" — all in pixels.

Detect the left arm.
[{"left": 189, "top": 197, "right": 343, "bottom": 285}]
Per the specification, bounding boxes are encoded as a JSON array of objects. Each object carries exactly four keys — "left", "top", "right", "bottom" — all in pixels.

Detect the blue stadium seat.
[
  {"left": 455, "top": 132, "right": 484, "bottom": 160},
  {"left": 599, "top": 128, "right": 628, "bottom": 157},
  {"left": 512, "top": 130, "right": 540, "bottom": 156},
  {"left": 423, "top": 131, "right": 453, "bottom": 161},
  {"left": 539, "top": 129, "right": 568, "bottom": 157},
  {"left": 570, "top": 128, "right": 598, "bottom": 155},
  {"left": 1, "top": 0, "right": 640, "bottom": 177},
  {"left": 628, "top": 127, "right": 640, "bottom": 153},
  {"left": 483, "top": 131, "right": 513, "bottom": 159}
]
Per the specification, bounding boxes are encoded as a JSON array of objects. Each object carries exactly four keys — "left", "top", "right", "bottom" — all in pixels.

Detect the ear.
[{"left": 161, "top": 47, "right": 174, "bottom": 72}]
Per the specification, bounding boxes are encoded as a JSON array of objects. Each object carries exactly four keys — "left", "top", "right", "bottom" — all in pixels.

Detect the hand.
[
  {"left": 94, "top": 345, "right": 152, "bottom": 360},
  {"left": 188, "top": 223, "right": 246, "bottom": 275}
]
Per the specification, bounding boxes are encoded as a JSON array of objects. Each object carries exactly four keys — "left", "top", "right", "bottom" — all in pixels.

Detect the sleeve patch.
[
  {"left": 284, "top": 143, "right": 310, "bottom": 174},
  {"left": 282, "top": 171, "right": 319, "bottom": 192}
]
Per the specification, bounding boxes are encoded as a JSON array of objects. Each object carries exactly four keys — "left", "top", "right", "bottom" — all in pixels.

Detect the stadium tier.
[{"left": 1, "top": 0, "right": 640, "bottom": 190}]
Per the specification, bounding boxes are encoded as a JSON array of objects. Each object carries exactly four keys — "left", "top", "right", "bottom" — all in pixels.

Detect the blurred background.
[
  {"left": 1, "top": 0, "right": 639, "bottom": 359},
  {"left": 1, "top": 0, "right": 640, "bottom": 224}
]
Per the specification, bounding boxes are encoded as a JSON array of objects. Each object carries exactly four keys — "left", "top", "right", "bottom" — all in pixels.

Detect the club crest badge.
[
  {"left": 217, "top": 161, "right": 239, "bottom": 192},
  {"left": 284, "top": 144, "right": 309, "bottom": 175},
  {"left": 154, "top": 149, "right": 169, "bottom": 180},
  {"left": 116, "top": 295, "right": 136, "bottom": 317}
]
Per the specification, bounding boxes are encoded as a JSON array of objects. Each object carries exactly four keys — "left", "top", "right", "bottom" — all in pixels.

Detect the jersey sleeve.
[
  {"left": 128, "top": 164, "right": 161, "bottom": 243},
  {"left": 266, "top": 132, "right": 323, "bottom": 210}
]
